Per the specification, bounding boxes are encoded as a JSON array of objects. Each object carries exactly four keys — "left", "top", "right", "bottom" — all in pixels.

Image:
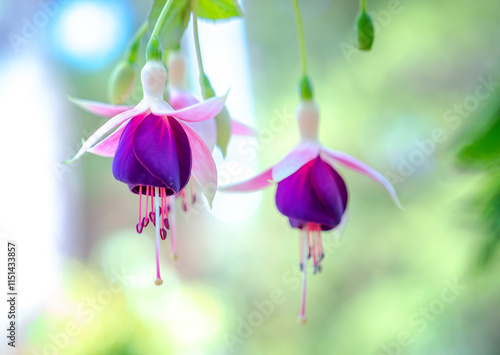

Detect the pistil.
[
  {"left": 298, "top": 227, "right": 308, "bottom": 325},
  {"left": 154, "top": 187, "right": 163, "bottom": 286}
]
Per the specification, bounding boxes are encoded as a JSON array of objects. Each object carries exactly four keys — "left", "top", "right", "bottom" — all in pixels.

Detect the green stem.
[
  {"left": 150, "top": 0, "right": 174, "bottom": 40},
  {"left": 360, "top": 0, "right": 366, "bottom": 11},
  {"left": 292, "top": 0, "right": 308, "bottom": 76},
  {"left": 192, "top": 13, "right": 205, "bottom": 81},
  {"left": 127, "top": 21, "right": 148, "bottom": 63}
]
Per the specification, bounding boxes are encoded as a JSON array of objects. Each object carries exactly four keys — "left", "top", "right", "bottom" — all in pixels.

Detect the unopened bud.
[
  {"left": 167, "top": 51, "right": 186, "bottom": 88},
  {"left": 356, "top": 11, "right": 374, "bottom": 51},
  {"left": 107, "top": 61, "right": 137, "bottom": 104},
  {"left": 200, "top": 74, "right": 216, "bottom": 99}
]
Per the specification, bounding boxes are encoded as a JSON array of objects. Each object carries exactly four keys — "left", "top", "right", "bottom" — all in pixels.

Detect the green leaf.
[
  {"left": 456, "top": 96, "right": 500, "bottom": 166},
  {"left": 197, "top": 0, "right": 243, "bottom": 20},
  {"left": 148, "top": 0, "right": 191, "bottom": 50}
]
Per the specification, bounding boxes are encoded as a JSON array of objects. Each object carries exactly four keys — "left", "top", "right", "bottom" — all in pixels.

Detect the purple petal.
[
  {"left": 132, "top": 114, "right": 192, "bottom": 194},
  {"left": 276, "top": 157, "right": 348, "bottom": 230},
  {"left": 112, "top": 116, "right": 165, "bottom": 191}
]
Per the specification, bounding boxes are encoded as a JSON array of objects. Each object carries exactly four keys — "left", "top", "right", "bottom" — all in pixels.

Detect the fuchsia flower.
[
  {"left": 221, "top": 100, "right": 401, "bottom": 323},
  {"left": 67, "top": 60, "right": 227, "bottom": 284}
]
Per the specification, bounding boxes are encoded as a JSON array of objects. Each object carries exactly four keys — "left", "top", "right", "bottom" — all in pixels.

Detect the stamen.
[
  {"left": 138, "top": 185, "right": 143, "bottom": 226},
  {"left": 299, "top": 227, "right": 304, "bottom": 271},
  {"left": 190, "top": 182, "right": 197, "bottom": 204},
  {"left": 143, "top": 186, "right": 150, "bottom": 227},
  {"left": 169, "top": 199, "right": 178, "bottom": 260},
  {"left": 160, "top": 228, "right": 167, "bottom": 240},
  {"left": 136, "top": 223, "right": 143, "bottom": 234},
  {"left": 298, "top": 227, "right": 308, "bottom": 325},
  {"left": 154, "top": 187, "right": 163, "bottom": 286},
  {"left": 181, "top": 190, "right": 187, "bottom": 212}
]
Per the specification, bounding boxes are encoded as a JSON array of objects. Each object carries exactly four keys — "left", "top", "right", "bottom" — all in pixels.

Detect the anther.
[
  {"left": 136, "top": 222, "right": 143, "bottom": 234},
  {"left": 163, "top": 218, "right": 170, "bottom": 230},
  {"left": 160, "top": 228, "right": 167, "bottom": 240},
  {"left": 142, "top": 216, "right": 149, "bottom": 227}
]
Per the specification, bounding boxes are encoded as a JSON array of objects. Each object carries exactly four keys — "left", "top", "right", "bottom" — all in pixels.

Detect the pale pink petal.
[
  {"left": 87, "top": 121, "right": 127, "bottom": 157},
  {"left": 169, "top": 88, "right": 199, "bottom": 109},
  {"left": 155, "top": 94, "right": 227, "bottom": 122},
  {"left": 64, "top": 101, "right": 149, "bottom": 163},
  {"left": 168, "top": 90, "right": 217, "bottom": 151},
  {"left": 218, "top": 168, "right": 273, "bottom": 192},
  {"left": 321, "top": 148, "right": 402, "bottom": 209},
  {"left": 231, "top": 120, "right": 257, "bottom": 137},
  {"left": 69, "top": 97, "right": 131, "bottom": 117},
  {"left": 149, "top": 99, "right": 174, "bottom": 116},
  {"left": 179, "top": 122, "right": 218, "bottom": 208},
  {"left": 271, "top": 143, "right": 320, "bottom": 182},
  {"left": 186, "top": 120, "right": 217, "bottom": 153}
]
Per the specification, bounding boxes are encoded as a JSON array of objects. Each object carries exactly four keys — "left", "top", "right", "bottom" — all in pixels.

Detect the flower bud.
[
  {"left": 200, "top": 74, "right": 216, "bottom": 99},
  {"left": 107, "top": 61, "right": 137, "bottom": 104},
  {"left": 166, "top": 51, "right": 186, "bottom": 88},
  {"left": 356, "top": 11, "right": 374, "bottom": 51}
]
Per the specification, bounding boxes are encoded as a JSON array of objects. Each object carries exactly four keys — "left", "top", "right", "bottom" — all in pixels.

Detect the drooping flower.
[
  {"left": 220, "top": 99, "right": 401, "bottom": 323},
  {"left": 70, "top": 52, "right": 256, "bottom": 262},
  {"left": 67, "top": 60, "right": 227, "bottom": 285}
]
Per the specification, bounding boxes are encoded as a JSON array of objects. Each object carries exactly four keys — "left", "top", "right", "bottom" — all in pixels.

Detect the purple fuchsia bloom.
[
  {"left": 221, "top": 100, "right": 401, "bottom": 323},
  {"left": 70, "top": 52, "right": 256, "bottom": 261},
  {"left": 67, "top": 60, "right": 227, "bottom": 285}
]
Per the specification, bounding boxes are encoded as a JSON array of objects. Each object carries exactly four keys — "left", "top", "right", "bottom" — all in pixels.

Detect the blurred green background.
[{"left": 2, "top": 0, "right": 500, "bottom": 354}]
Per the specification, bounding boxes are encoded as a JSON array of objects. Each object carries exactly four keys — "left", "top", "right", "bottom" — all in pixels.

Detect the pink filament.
[
  {"left": 144, "top": 186, "right": 149, "bottom": 219},
  {"left": 138, "top": 185, "right": 143, "bottom": 224},
  {"left": 170, "top": 200, "right": 177, "bottom": 256}
]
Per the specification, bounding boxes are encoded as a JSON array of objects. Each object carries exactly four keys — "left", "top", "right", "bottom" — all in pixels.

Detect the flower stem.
[
  {"left": 146, "top": 0, "right": 174, "bottom": 60},
  {"left": 360, "top": 0, "right": 367, "bottom": 11},
  {"left": 151, "top": 0, "right": 174, "bottom": 40},
  {"left": 192, "top": 12, "right": 205, "bottom": 84},
  {"left": 292, "top": 0, "right": 308, "bottom": 76},
  {"left": 128, "top": 21, "right": 148, "bottom": 63}
]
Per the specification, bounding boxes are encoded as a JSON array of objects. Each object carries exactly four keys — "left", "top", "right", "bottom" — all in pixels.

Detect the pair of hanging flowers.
[{"left": 66, "top": 0, "right": 400, "bottom": 323}]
